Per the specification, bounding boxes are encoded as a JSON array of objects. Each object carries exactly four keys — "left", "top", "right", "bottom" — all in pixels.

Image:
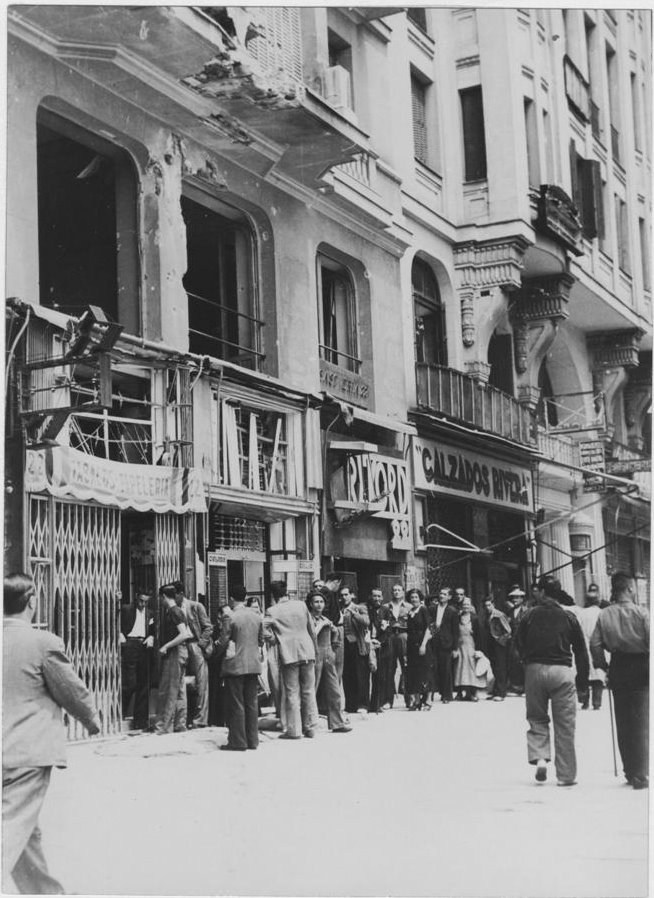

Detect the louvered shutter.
[
  {"left": 411, "top": 76, "right": 428, "bottom": 164},
  {"left": 580, "top": 157, "right": 598, "bottom": 239}
]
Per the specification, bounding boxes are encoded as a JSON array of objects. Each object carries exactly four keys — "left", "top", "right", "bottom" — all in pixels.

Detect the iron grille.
[{"left": 210, "top": 513, "right": 266, "bottom": 553}]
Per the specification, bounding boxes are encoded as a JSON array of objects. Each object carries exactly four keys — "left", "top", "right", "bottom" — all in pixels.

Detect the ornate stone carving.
[
  {"left": 536, "top": 184, "right": 583, "bottom": 256},
  {"left": 454, "top": 236, "right": 530, "bottom": 291},
  {"left": 460, "top": 289, "right": 476, "bottom": 347},
  {"left": 465, "top": 360, "right": 491, "bottom": 383},
  {"left": 511, "top": 273, "right": 575, "bottom": 324},
  {"left": 513, "top": 320, "right": 529, "bottom": 374},
  {"left": 588, "top": 330, "right": 643, "bottom": 369},
  {"left": 517, "top": 385, "right": 542, "bottom": 411}
]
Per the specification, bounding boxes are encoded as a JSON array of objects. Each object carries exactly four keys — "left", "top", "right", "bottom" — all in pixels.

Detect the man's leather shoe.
[
  {"left": 278, "top": 733, "right": 301, "bottom": 740},
  {"left": 220, "top": 744, "right": 246, "bottom": 751},
  {"left": 631, "top": 776, "right": 648, "bottom": 790},
  {"left": 332, "top": 726, "right": 352, "bottom": 733}
]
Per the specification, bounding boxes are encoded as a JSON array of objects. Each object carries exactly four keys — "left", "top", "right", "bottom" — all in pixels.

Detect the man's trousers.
[
  {"left": 120, "top": 639, "right": 150, "bottom": 730},
  {"left": 370, "top": 643, "right": 392, "bottom": 712},
  {"left": 610, "top": 650, "right": 649, "bottom": 783},
  {"left": 154, "top": 644, "right": 188, "bottom": 734},
  {"left": 315, "top": 647, "right": 349, "bottom": 729},
  {"left": 488, "top": 642, "right": 509, "bottom": 698},
  {"left": 224, "top": 675, "right": 259, "bottom": 749},
  {"left": 432, "top": 644, "right": 454, "bottom": 701},
  {"left": 186, "top": 643, "right": 209, "bottom": 726},
  {"left": 2, "top": 766, "right": 63, "bottom": 894},
  {"left": 282, "top": 661, "right": 318, "bottom": 737},
  {"left": 388, "top": 631, "right": 409, "bottom": 706},
  {"left": 342, "top": 640, "right": 370, "bottom": 712},
  {"left": 525, "top": 663, "right": 577, "bottom": 784}
]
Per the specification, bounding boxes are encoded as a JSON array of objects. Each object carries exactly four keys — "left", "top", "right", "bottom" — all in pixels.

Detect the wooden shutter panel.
[
  {"left": 411, "top": 76, "right": 428, "bottom": 164},
  {"left": 569, "top": 141, "right": 580, "bottom": 210},
  {"left": 591, "top": 159, "right": 604, "bottom": 240},
  {"left": 580, "top": 158, "right": 598, "bottom": 239},
  {"left": 461, "top": 87, "right": 487, "bottom": 180}
]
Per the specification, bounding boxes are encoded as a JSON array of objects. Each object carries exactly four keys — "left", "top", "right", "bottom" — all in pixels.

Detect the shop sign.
[
  {"left": 412, "top": 437, "right": 534, "bottom": 513},
  {"left": 25, "top": 445, "right": 207, "bottom": 514},
  {"left": 579, "top": 440, "right": 606, "bottom": 493},
  {"left": 320, "top": 359, "right": 370, "bottom": 409},
  {"left": 345, "top": 453, "right": 411, "bottom": 550}
]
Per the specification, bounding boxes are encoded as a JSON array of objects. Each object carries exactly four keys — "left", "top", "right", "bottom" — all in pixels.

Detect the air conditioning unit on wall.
[{"left": 323, "top": 64, "right": 352, "bottom": 110}]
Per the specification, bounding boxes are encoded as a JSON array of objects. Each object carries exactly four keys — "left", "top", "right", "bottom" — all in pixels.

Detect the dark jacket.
[
  {"left": 515, "top": 599, "right": 589, "bottom": 687},
  {"left": 428, "top": 603, "right": 460, "bottom": 651}
]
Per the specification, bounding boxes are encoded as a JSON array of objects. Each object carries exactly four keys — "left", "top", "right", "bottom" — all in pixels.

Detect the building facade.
[{"left": 4, "top": 6, "right": 651, "bottom": 737}]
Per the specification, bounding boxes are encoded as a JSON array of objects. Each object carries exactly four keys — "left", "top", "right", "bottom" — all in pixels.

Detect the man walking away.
[
  {"left": 174, "top": 581, "right": 213, "bottom": 728},
  {"left": 516, "top": 577, "right": 589, "bottom": 786},
  {"left": 119, "top": 590, "right": 155, "bottom": 731},
  {"left": 590, "top": 572, "right": 649, "bottom": 789},
  {"left": 154, "top": 585, "right": 190, "bottom": 734},
  {"left": 3, "top": 572, "right": 101, "bottom": 894},
  {"left": 572, "top": 583, "right": 606, "bottom": 710},
  {"left": 218, "top": 586, "right": 263, "bottom": 751}
]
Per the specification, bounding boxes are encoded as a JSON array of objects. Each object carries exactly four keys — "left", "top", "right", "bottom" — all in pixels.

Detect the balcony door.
[{"left": 413, "top": 258, "right": 447, "bottom": 367}]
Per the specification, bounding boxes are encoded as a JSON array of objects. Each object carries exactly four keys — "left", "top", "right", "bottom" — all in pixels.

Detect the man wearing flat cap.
[{"left": 506, "top": 586, "right": 527, "bottom": 696}]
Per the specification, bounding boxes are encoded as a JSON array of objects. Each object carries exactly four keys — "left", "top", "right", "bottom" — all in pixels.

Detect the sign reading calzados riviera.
[
  {"left": 25, "top": 446, "right": 207, "bottom": 514},
  {"left": 412, "top": 438, "right": 534, "bottom": 513}
]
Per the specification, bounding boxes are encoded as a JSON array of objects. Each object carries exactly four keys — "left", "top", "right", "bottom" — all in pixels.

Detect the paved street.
[{"left": 41, "top": 696, "right": 648, "bottom": 897}]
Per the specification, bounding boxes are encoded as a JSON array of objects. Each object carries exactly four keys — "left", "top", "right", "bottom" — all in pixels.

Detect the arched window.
[
  {"left": 412, "top": 258, "right": 447, "bottom": 367},
  {"left": 317, "top": 254, "right": 359, "bottom": 372},
  {"left": 487, "top": 331, "right": 514, "bottom": 395}
]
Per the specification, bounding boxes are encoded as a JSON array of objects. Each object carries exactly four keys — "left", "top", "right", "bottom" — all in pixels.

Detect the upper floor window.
[
  {"left": 325, "top": 29, "right": 353, "bottom": 111},
  {"left": 317, "top": 255, "right": 359, "bottom": 372},
  {"left": 36, "top": 111, "right": 139, "bottom": 334},
  {"left": 407, "top": 7, "right": 428, "bottom": 32},
  {"left": 412, "top": 258, "right": 447, "bottom": 367},
  {"left": 488, "top": 331, "right": 514, "bottom": 395},
  {"left": 411, "top": 73, "right": 429, "bottom": 166},
  {"left": 460, "top": 86, "right": 487, "bottom": 181},
  {"left": 182, "top": 194, "right": 263, "bottom": 370}
]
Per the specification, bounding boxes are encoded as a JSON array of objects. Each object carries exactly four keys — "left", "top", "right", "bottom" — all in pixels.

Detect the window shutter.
[
  {"left": 591, "top": 160, "right": 604, "bottom": 241},
  {"left": 411, "top": 76, "right": 428, "bottom": 164},
  {"left": 569, "top": 140, "right": 580, "bottom": 210},
  {"left": 580, "top": 158, "right": 598, "bottom": 239},
  {"left": 248, "top": 7, "right": 303, "bottom": 83},
  {"left": 460, "top": 87, "right": 487, "bottom": 181}
]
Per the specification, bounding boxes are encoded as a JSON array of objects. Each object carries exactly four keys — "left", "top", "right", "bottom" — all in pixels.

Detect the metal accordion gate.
[{"left": 28, "top": 495, "right": 122, "bottom": 739}]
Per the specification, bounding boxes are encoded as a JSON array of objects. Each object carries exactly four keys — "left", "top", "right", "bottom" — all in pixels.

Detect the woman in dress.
[
  {"left": 454, "top": 597, "right": 484, "bottom": 701},
  {"left": 405, "top": 589, "right": 432, "bottom": 710}
]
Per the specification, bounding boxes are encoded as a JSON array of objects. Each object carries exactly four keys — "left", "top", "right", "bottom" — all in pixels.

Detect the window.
[
  {"left": 488, "top": 332, "right": 514, "bottom": 395},
  {"left": 537, "top": 359, "right": 558, "bottom": 428},
  {"left": 326, "top": 29, "right": 353, "bottom": 110},
  {"left": 460, "top": 86, "right": 487, "bottom": 181},
  {"left": 411, "top": 74, "right": 429, "bottom": 165},
  {"left": 182, "top": 195, "right": 263, "bottom": 369},
  {"left": 599, "top": 180, "right": 610, "bottom": 255},
  {"left": 36, "top": 113, "right": 139, "bottom": 333},
  {"left": 606, "top": 44, "right": 620, "bottom": 161},
  {"left": 614, "top": 194, "right": 630, "bottom": 273},
  {"left": 407, "top": 7, "right": 427, "bottom": 32},
  {"left": 317, "top": 255, "right": 359, "bottom": 372},
  {"left": 524, "top": 98, "right": 540, "bottom": 188},
  {"left": 412, "top": 258, "right": 447, "bottom": 367},
  {"left": 639, "top": 218, "right": 650, "bottom": 290},
  {"left": 569, "top": 142, "right": 603, "bottom": 240},
  {"left": 542, "top": 110, "right": 554, "bottom": 182},
  {"left": 631, "top": 72, "right": 642, "bottom": 152}
]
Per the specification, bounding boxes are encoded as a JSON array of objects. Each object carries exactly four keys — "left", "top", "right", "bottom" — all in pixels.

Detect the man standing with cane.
[{"left": 590, "top": 572, "right": 649, "bottom": 790}]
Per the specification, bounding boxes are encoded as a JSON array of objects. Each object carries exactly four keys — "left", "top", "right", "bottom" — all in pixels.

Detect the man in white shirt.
[{"left": 119, "top": 591, "right": 155, "bottom": 731}]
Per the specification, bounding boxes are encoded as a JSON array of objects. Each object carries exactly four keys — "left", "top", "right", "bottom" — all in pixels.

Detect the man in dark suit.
[
  {"left": 174, "top": 581, "right": 213, "bottom": 728},
  {"left": 428, "top": 587, "right": 460, "bottom": 703},
  {"left": 3, "top": 572, "right": 101, "bottom": 894},
  {"left": 368, "top": 587, "right": 393, "bottom": 712},
  {"left": 119, "top": 590, "right": 155, "bottom": 731},
  {"left": 339, "top": 586, "right": 371, "bottom": 716},
  {"left": 217, "top": 585, "right": 263, "bottom": 751}
]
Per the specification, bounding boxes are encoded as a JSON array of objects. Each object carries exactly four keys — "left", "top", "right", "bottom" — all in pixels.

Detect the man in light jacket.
[
  {"left": 174, "top": 581, "right": 213, "bottom": 728},
  {"left": 265, "top": 580, "right": 319, "bottom": 739},
  {"left": 3, "top": 572, "right": 101, "bottom": 894}
]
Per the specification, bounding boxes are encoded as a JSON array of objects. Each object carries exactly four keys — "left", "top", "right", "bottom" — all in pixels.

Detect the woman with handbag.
[{"left": 405, "top": 589, "right": 431, "bottom": 710}]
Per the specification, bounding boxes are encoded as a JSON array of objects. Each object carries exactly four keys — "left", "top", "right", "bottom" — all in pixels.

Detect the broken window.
[
  {"left": 182, "top": 195, "right": 263, "bottom": 370},
  {"left": 36, "top": 110, "right": 139, "bottom": 334}
]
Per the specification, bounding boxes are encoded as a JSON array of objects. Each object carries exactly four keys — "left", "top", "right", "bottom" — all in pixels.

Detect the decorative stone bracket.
[
  {"left": 589, "top": 330, "right": 643, "bottom": 439},
  {"left": 454, "top": 236, "right": 530, "bottom": 348},
  {"left": 510, "top": 273, "right": 575, "bottom": 376},
  {"left": 623, "top": 355, "right": 652, "bottom": 450}
]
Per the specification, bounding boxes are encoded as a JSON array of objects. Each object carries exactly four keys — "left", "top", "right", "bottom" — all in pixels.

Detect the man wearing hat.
[
  {"left": 572, "top": 582, "right": 607, "bottom": 710},
  {"left": 506, "top": 585, "right": 527, "bottom": 696}
]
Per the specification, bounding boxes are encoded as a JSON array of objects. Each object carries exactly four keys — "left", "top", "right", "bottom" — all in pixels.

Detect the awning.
[{"left": 25, "top": 446, "right": 207, "bottom": 514}]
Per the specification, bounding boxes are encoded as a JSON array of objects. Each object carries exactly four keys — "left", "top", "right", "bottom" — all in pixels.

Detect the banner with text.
[
  {"left": 25, "top": 446, "right": 207, "bottom": 514},
  {"left": 412, "top": 437, "right": 534, "bottom": 513}
]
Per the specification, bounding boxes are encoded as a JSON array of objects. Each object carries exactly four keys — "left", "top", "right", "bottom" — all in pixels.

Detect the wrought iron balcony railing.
[
  {"left": 187, "top": 290, "right": 265, "bottom": 371},
  {"left": 415, "top": 364, "right": 536, "bottom": 447}
]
